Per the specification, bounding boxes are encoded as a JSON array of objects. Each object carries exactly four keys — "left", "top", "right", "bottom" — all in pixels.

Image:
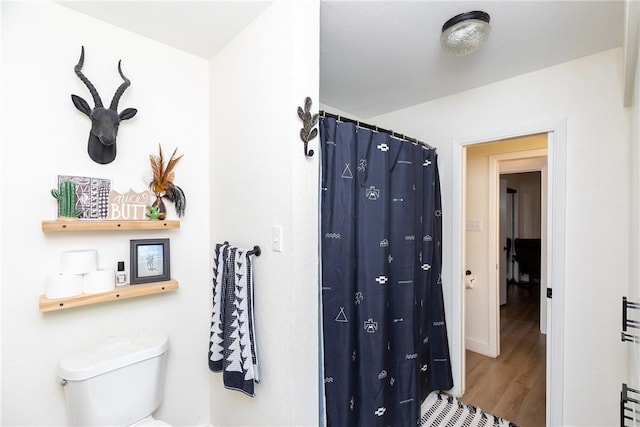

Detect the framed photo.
[{"left": 130, "top": 238, "right": 170, "bottom": 284}]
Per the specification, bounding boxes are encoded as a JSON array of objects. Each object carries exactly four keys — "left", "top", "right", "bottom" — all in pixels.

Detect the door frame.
[
  {"left": 488, "top": 151, "right": 548, "bottom": 358},
  {"left": 450, "top": 119, "right": 566, "bottom": 427}
]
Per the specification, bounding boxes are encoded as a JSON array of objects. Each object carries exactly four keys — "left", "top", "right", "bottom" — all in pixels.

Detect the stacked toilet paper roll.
[
  {"left": 45, "top": 273, "right": 83, "bottom": 299},
  {"left": 45, "top": 249, "right": 115, "bottom": 299},
  {"left": 83, "top": 269, "right": 116, "bottom": 294},
  {"left": 60, "top": 249, "right": 98, "bottom": 274}
]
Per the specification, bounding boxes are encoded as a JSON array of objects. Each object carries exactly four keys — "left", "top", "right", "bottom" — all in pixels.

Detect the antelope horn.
[
  {"left": 110, "top": 60, "right": 131, "bottom": 111},
  {"left": 74, "top": 46, "right": 103, "bottom": 108}
]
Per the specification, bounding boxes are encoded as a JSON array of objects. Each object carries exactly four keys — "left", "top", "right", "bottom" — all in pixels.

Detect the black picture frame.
[{"left": 130, "top": 238, "right": 170, "bottom": 284}]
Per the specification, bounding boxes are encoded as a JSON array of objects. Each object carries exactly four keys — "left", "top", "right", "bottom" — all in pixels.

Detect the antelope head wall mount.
[{"left": 71, "top": 46, "right": 137, "bottom": 164}]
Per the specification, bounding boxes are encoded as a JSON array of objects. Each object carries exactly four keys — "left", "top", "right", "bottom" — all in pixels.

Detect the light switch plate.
[
  {"left": 272, "top": 225, "right": 283, "bottom": 252},
  {"left": 466, "top": 219, "right": 482, "bottom": 232}
]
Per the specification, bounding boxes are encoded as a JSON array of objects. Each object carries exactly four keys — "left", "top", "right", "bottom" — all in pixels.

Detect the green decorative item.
[
  {"left": 51, "top": 181, "right": 82, "bottom": 219},
  {"left": 146, "top": 204, "right": 164, "bottom": 220}
]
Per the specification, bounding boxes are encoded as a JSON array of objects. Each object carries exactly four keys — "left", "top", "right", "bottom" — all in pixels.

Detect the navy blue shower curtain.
[{"left": 320, "top": 117, "right": 453, "bottom": 427}]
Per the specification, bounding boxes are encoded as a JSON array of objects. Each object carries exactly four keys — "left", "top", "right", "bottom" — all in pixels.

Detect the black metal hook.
[{"left": 298, "top": 96, "right": 318, "bottom": 157}]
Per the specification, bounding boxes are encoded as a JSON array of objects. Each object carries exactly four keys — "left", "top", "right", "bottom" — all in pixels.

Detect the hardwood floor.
[{"left": 460, "top": 283, "right": 546, "bottom": 427}]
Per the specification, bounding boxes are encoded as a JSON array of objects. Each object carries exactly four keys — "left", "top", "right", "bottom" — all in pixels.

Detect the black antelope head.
[{"left": 71, "top": 46, "right": 137, "bottom": 164}]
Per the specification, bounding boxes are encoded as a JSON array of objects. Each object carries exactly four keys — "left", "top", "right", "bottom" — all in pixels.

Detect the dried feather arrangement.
[{"left": 148, "top": 144, "right": 186, "bottom": 218}]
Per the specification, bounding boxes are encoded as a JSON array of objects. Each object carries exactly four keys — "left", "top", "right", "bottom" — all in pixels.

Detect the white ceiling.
[
  {"left": 57, "top": 0, "right": 625, "bottom": 118},
  {"left": 56, "top": 1, "right": 272, "bottom": 58},
  {"left": 321, "top": 1, "right": 624, "bottom": 117}
]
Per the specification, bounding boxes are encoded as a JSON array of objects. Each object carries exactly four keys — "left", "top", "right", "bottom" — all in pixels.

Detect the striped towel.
[
  {"left": 209, "top": 243, "right": 260, "bottom": 396},
  {"left": 420, "top": 392, "right": 518, "bottom": 427}
]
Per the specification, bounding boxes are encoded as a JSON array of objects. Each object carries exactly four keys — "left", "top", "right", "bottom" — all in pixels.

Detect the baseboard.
[{"left": 465, "top": 337, "right": 494, "bottom": 357}]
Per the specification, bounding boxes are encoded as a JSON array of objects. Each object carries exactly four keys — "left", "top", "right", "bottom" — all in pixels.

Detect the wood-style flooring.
[{"left": 460, "top": 283, "right": 546, "bottom": 427}]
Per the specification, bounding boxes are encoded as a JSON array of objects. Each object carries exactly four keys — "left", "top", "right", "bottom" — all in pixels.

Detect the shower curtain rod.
[{"left": 319, "top": 110, "right": 434, "bottom": 150}]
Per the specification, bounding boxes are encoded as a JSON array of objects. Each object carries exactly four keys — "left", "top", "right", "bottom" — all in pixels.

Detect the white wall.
[
  {"left": 0, "top": 3, "right": 5, "bottom": 422},
  {"left": 209, "top": 2, "right": 319, "bottom": 426},
  {"left": 1, "top": 2, "right": 211, "bottom": 425},
  {"left": 370, "top": 48, "right": 630, "bottom": 426}
]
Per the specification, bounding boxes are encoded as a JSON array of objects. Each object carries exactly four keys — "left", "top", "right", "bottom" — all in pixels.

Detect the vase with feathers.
[{"left": 148, "top": 144, "right": 186, "bottom": 219}]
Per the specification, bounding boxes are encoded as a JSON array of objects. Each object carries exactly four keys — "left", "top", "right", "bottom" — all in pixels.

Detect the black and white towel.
[
  {"left": 209, "top": 242, "right": 260, "bottom": 396},
  {"left": 420, "top": 392, "right": 518, "bottom": 427}
]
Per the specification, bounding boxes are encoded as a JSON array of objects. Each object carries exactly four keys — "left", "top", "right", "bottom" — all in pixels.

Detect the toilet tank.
[{"left": 58, "top": 331, "right": 169, "bottom": 427}]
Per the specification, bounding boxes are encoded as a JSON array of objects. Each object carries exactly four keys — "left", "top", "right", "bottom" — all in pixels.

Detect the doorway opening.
[
  {"left": 454, "top": 130, "right": 564, "bottom": 425},
  {"left": 496, "top": 157, "right": 548, "bottom": 339},
  {"left": 461, "top": 142, "right": 547, "bottom": 425},
  {"left": 462, "top": 137, "right": 547, "bottom": 354},
  {"left": 501, "top": 171, "right": 543, "bottom": 308},
  {"left": 451, "top": 119, "right": 566, "bottom": 426}
]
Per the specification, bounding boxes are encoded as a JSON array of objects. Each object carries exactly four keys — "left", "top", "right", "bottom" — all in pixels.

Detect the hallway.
[{"left": 461, "top": 283, "right": 546, "bottom": 427}]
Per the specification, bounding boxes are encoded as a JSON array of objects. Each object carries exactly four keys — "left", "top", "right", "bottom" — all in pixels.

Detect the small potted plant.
[{"left": 146, "top": 204, "right": 164, "bottom": 221}]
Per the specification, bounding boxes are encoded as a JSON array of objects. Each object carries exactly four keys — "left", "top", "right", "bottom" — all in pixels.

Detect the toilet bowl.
[{"left": 57, "top": 330, "right": 172, "bottom": 426}]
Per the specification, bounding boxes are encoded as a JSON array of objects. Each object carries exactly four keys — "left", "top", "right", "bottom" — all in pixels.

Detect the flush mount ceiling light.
[{"left": 440, "top": 11, "right": 491, "bottom": 56}]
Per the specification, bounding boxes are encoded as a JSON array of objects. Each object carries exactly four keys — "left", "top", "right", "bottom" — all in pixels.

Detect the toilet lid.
[{"left": 59, "top": 331, "right": 169, "bottom": 381}]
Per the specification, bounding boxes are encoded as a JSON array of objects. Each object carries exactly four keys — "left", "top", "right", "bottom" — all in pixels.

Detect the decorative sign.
[
  {"left": 57, "top": 175, "right": 111, "bottom": 219},
  {"left": 107, "top": 189, "right": 155, "bottom": 220}
]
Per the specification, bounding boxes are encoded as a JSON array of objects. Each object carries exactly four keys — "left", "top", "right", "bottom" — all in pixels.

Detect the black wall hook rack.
[
  {"left": 621, "top": 383, "right": 639, "bottom": 426},
  {"left": 622, "top": 296, "right": 640, "bottom": 343},
  {"left": 297, "top": 96, "right": 318, "bottom": 157},
  {"left": 223, "top": 241, "right": 261, "bottom": 257}
]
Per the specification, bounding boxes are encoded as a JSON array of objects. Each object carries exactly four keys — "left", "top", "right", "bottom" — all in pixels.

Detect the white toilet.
[{"left": 57, "top": 330, "right": 172, "bottom": 426}]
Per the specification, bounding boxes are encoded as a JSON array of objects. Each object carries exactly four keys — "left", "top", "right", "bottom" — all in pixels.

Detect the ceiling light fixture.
[{"left": 440, "top": 11, "right": 491, "bottom": 56}]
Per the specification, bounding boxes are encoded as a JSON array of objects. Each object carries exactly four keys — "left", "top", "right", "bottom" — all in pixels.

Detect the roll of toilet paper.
[
  {"left": 60, "top": 250, "right": 98, "bottom": 275},
  {"left": 46, "top": 273, "right": 84, "bottom": 299},
  {"left": 465, "top": 274, "right": 475, "bottom": 289},
  {"left": 83, "top": 269, "right": 115, "bottom": 294}
]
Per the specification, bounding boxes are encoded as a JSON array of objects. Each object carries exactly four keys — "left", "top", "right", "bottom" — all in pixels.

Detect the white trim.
[
  {"left": 546, "top": 127, "right": 566, "bottom": 427},
  {"left": 487, "top": 150, "right": 548, "bottom": 358},
  {"left": 623, "top": 0, "right": 639, "bottom": 107},
  {"left": 451, "top": 119, "right": 566, "bottom": 427},
  {"left": 464, "top": 337, "right": 491, "bottom": 356},
  {"left": 497, "top": 156, "right": 547, "bottom": 174},
  {"left": 450, "top": 143, "right": 466, "bottom": 398},
  {"left": 540, "top": 164, "right": 548, "bottom": 336}
]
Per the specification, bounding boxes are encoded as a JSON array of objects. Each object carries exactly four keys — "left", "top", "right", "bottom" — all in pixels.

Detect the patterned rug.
[{"left": 420, "top": 392, "right": 518, "bottom": 427}]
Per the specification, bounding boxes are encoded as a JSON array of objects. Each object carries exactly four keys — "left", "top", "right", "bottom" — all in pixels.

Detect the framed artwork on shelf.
[{"left": 130, "top": 238, "right": 170, "bottom": 284}]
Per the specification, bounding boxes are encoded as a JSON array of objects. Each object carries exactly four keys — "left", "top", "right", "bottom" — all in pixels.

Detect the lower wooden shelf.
[{"left": 39, "top": 279, "right": 179, "bottom": 312}]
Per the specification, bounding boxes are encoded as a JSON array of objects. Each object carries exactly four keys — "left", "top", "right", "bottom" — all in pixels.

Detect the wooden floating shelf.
[
  {"left": 42, "top": 220, "right": 180, "bottom": 232},
  {"left": 39, "top": 279, "right": 179, "bottom": 312}
]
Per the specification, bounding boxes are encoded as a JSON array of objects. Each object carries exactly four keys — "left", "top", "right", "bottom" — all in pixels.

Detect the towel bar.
[{"left": 222, "top": 241, "right": 261, "bottom": 257}]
